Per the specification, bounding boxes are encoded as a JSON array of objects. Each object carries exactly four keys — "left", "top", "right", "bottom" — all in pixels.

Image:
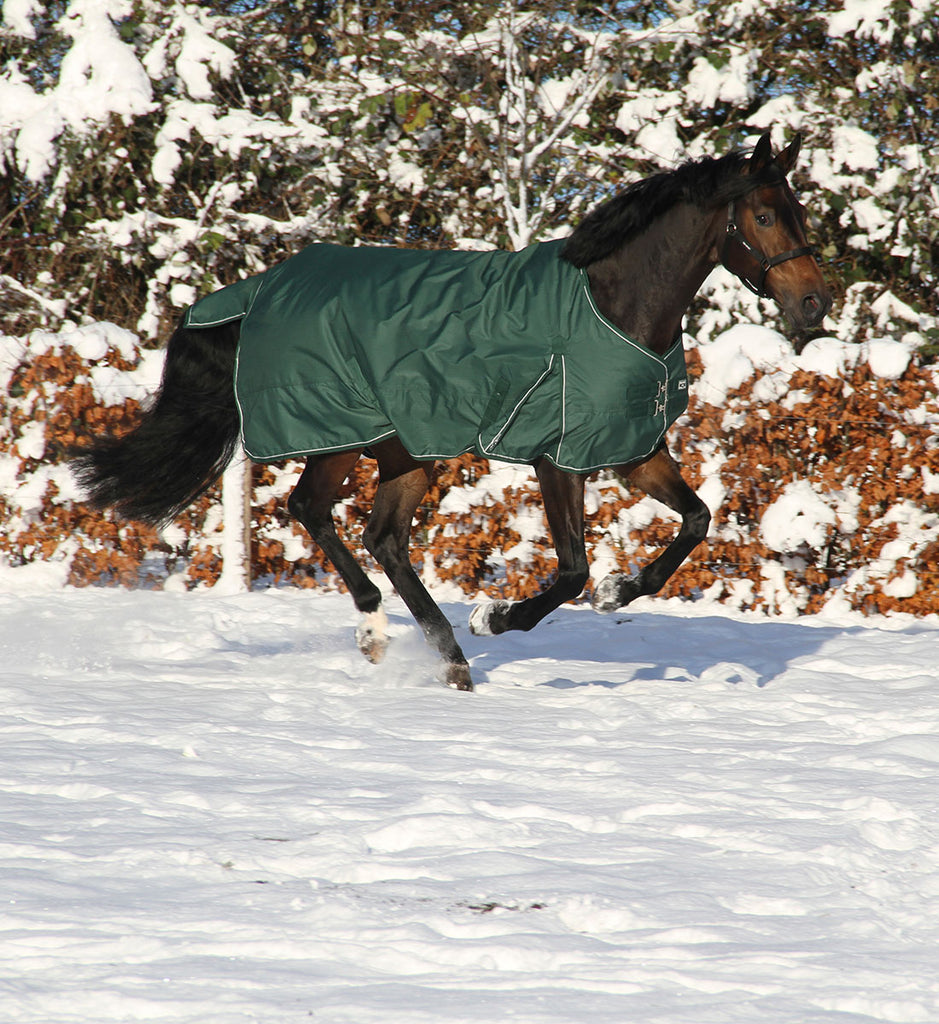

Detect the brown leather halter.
[{"left": 720, "top": 196, "right": 817, "bottom": 298}]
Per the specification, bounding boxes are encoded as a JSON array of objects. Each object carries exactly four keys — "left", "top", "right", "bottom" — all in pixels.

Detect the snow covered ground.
[{"left": 2, "top": 579, "right": 938, "bottom": 1023}]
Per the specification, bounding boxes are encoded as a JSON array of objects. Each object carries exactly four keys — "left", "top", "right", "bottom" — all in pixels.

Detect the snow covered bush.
[
  {"left": 1, "top": 324, "right": 160, "bottom": 585},
  {"left": 3, "top": 320, "right": 938, "bottom": 616},
  {"left": 675, "top": 331, "right": 939, "bottom": 616}
]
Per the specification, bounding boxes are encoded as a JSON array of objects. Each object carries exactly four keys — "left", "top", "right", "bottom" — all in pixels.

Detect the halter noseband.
[{"left": 720, "top": 196, "right": 817, "bottom": 298}]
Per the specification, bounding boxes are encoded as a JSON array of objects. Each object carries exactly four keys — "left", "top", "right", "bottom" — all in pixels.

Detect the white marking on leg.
[{"left": 355, "top": 607, "right": 389, "bottom": 664}]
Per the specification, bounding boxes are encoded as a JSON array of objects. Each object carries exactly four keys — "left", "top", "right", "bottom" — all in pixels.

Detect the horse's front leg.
[
  {"left": 593, "top": 445, "right": 710, "bottom": 612},
  {"left": 470, "top": 461, "right": 588, "bottom": 636}
]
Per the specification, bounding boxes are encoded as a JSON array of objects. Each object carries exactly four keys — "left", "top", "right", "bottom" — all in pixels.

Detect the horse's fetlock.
[
  {"left": 558, "top": 567, "right": 589, "bottom": 601},
  {"left": 356, "top": 588, "right": 383, "bottom": 615}
]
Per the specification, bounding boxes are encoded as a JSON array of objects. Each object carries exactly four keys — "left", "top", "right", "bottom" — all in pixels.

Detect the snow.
[
  {"left": 13, "top": 419, "right": 45, "bottom": 460},
  {"left": 3, "top": 0, "right": 154, "bottom": 181},
  {"left": 387, "top": 155, "right": 427, "bottom": 194},
  {"left": 614, "top": 91, "right": 680, "bottom": 137},
  {"left": 829, "top": 126, "right": 880, "bottom": 172},
  {"left": 1, "top": 1, "right": 323, "bottom": 198},
  {"left": 794, "top": 336, "right": 861, "bottom": 378},
  {"left": 634, "top": 119, "right": 683, "bottom": 165},
  {"left": 694, "top": 324, "right": 793, "bottom": 404},
  {"left": 749, "top": 93, "right": 810, "bottom": 132},
  {"left": 826, "top": 0, "right": 897, "bottom": 41},
  {"left": 848, "top": 196, "right": 894, "bottom": 247},
  {"left": 151, "top": 99, "right": 325, "bottom": 187},
  {"left": 0, "top": 0, "right": 39, "bottom": 37},
  {"left": 760, "top": 479, "right": 838, "bottom": 551},
  {"left": 685, "top": 50, "right": 754, "bottom": 109},
  {"left": 171, "top": 10, "right": 237, "bottom": 101},
  {"left": 864, "top": 337, "right": 915, "bottom": 379},
  {"left": 1, "top": 582, "right": 938, "bottom": 1023}
]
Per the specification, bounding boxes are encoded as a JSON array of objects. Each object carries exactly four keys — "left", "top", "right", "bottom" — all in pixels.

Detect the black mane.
[{"left": 561, "top": 150, "right": 785, "bottom": 268}]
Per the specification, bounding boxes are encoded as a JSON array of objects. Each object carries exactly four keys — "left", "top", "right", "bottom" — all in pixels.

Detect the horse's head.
[{"left": 719, "top": 133, "right": 832, "bottom": 332}]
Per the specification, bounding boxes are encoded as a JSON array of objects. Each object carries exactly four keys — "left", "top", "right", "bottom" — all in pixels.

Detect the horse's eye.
[{"left": 756, "top": 213, "right": 771, "bottom": 227}]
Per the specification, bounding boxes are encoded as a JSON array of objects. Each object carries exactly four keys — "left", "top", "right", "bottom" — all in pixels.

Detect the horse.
[{"left": 74, "top": 131, "right": 831, "bottom": 692}]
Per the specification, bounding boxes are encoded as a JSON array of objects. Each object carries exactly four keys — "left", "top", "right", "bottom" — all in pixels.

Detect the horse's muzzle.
[{"left": 783, "top": 286, "right": 832, "bottom": 332}]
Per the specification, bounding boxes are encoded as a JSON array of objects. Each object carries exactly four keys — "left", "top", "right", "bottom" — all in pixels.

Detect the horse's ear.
[
  {"left": 748, "top": 132, "right": 773, "bottom": 175},
  {"left": 775, "top": 132, "right": 802, "bottom": 175}
]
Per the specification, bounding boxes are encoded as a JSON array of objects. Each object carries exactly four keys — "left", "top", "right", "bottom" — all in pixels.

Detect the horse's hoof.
[
  {"left": 592, "top": 575, "right": 621, "bottom": 612},
  {"left": 592, "top": 573, "right": 642, "bottom": 612},
  {"left": 469, "top": 600, "right": 511, "bottom": 636},
  {"left": 355, "top": 608, "right": 389, "bottom": 664},
  {"left": 443, "top": 663, "right": 474, "bottom": 692}
]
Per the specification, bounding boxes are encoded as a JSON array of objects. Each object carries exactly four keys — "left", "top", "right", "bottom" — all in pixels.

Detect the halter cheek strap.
[{"left": 721, "top": 199, "right": 817, "bottom": 298}]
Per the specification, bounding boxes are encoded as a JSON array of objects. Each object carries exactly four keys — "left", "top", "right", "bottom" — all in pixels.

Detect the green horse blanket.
[{"left": 184, "top": 239, "right": 688, "bottom": 472}]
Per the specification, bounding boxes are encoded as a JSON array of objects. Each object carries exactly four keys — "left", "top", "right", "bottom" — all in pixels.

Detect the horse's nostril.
[{"left": 802, "top": 293, "right": 821, "bottom": 320}]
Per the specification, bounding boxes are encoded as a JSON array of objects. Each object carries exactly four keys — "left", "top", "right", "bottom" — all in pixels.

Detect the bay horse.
[{"left": 75, "top": 132, "right": 831, "bottom": 691}]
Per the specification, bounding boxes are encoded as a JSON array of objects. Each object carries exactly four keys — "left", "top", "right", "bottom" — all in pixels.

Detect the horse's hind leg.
[
  {"left": 363, "top": 439, "right": 473, "bottom": 691},
  {"left": 287, "top": 451, "right": 389, "bottom": 663}
]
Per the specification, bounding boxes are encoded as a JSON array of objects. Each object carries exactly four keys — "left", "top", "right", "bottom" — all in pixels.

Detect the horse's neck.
[{"left": 585, "top": 203, "right": 721, "bottom": 355}]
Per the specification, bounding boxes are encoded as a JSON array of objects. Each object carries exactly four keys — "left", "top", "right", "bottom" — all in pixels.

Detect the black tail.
[{"left": 73, "top": 319, "right": 241, "bottom": 526}]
